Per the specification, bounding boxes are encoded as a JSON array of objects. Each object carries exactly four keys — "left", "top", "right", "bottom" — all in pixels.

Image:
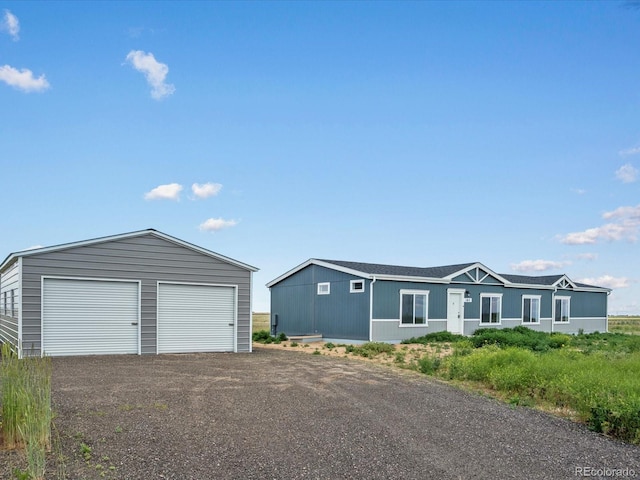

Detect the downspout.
[
  {"left": 551, "top": 286, "right": 557, "bottom": 333},
  {"left": 606, "top": 290, "right": 612, "bottom": 333},
  {"left": 369, "top": 276, "right": 376, "bottom": 342}
]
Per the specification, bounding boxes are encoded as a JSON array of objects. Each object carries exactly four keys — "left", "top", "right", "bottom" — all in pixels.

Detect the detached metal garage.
[{"left": 0, "top": 229, "right": 258, "bottom": 358}]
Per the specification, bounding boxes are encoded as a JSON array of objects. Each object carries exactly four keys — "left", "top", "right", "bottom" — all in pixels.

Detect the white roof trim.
[
  {"left": 1, "top": 229, "right": 258, "bottom": 272},
  {"left": 553, "top": 275, "right": 577, "bottom": 289},
  {"left": 443, "top": 262, "right": 511, "bottom": 285},
  {"left": 267, "top": 259, "right": 466, "bottom": 288},
  {"left": 266, "top": 259, "right": 368, "bottom": 288}
]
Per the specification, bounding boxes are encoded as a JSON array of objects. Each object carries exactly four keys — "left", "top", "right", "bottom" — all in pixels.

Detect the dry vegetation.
[{"left": 609, "top": 315, "right": 640, "bottom": 335}]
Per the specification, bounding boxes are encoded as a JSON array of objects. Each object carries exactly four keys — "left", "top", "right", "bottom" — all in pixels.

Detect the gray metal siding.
[
  {"left": 372, "top": 321, "right": 447, "bottom": 342},
  {"left": 557, "top": 289, "right": 608, "bottom": 318},
  {"left": 372, "top": 281, "right": 449, "bottom": 319},
  {"left": 20, "top": 234, "right": 252, "bottom": 355},
  {"left": 553, "top": 318, "right": 607, "bottom": 334},
  {"left": 0, "top": 259, "right": 20, "bottom": 349},
  {"left": 270, "top": 283, "right": 313, "bottom": 336}
]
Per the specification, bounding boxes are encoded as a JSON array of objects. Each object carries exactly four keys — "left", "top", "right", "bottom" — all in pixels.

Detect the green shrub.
[
  {"left": 351, "top": 342, "right": 395, "bottom": 358},
  {"left": 402, "top": 331, "right": 465, "bottom": 344},
  {"left": 394, "top": 351, "right": 406, "bottom": 364},
  {"left": 417, "top": 354, "right": 442, "bottom": 375},
  {"left": 471, "top": 326, "right": 569, "bottom": 352},
  {"left": 252, "top": 330, "right": 271, "bottom": 342},
  {"left": 252, "top": 330, "right": 287, "bottom": 344},
  {"left": 324, "top": 342, "right": 335, "bottom": 350}
]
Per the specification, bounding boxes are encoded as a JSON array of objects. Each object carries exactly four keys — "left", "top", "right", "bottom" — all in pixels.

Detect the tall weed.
[
  {"left": 438, "top": 344, "right": 640, "bottom": 444},
  {"left": 0, "top": 343, "right": 52, "bottom": 479}
]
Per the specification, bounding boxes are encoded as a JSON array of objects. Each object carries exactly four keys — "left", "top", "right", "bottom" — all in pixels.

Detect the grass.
[
  {"left": 0, "top": 343, "right": 52, "bottom": 480},
  {"left": 609, "top": 316, "right": 640, "bottom": 335},
  {"left": 252, "top": 313, "right": 270, "bottom": 333},
  {"left": 402, "top": 327, "right": 640, "bottom": 445}
]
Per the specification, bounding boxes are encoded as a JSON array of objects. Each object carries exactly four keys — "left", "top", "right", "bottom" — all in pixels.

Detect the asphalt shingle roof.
[
  {"left": 317, "top": 259, "right": 607, "bottom": 290},
  {"left": 317, "top": 259, "right": 477, "bottom": 279}
]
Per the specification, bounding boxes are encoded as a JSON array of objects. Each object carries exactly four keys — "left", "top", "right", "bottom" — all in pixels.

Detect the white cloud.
[
  {"left": 619, "top": 146, "right": 640, "bottom": 157},
  {"left": 510, "top": 259, "right": 570, "bottom": 272},
  {"left": 192, "top": 182, "right": 222, "bottom": 199},
  {"left": 571, "top": 188, "right": 586, "bottom": 195},
  {"left": 144, "top": 183, "right": 183, "bottom": 201},
  {"left": 199, "top": 218, "right": 238, "bottom": 232},
  {"left": 576, "top": 275, "right": 630, "bottom": 289},
  {"left": 1, "top": 10, "right": 19, "bottom": 41},
  {"left": 560, "top": 204, "right": 640, "bottom": 245},
  {"left": 125, "top": 50, "right": 175, "bottom": 100},
  {"left": 615, "top": 163, "right": 639, "bottom": 183},
  {"left": 0, "top": 65, "right": 50, "bottom": 92},
  {"left": 575, "top": 253, "right": 598, "bottom": 261}
]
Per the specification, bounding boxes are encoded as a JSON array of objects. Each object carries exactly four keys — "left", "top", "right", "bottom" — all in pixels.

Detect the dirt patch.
[{"left": 257, "top": 339, "right": 449, "bottom": 368}]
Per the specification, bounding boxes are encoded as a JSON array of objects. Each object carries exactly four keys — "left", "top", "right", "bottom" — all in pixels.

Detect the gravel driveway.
[{"left": 5, "top": 348, "right": 639, "bottom": 479}]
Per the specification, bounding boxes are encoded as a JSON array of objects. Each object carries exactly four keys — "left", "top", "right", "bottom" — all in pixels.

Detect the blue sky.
[{"left": 1, "top": 1, "right": 639, "bottom": 313}]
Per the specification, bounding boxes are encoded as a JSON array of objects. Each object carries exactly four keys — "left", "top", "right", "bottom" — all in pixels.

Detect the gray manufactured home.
[
  {"left": 267, "top": 259, "right": 610, "bottom": 342},
  {"left": 0, "top": 229, "right": 257, "bottom": 357}
]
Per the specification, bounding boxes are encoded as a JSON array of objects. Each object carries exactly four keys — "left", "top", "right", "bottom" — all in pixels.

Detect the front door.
[{"left": 447, "top": 290, "right": 464, "bottom": 334}]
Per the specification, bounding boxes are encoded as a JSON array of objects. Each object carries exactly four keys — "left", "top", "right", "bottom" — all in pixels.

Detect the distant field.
[
  {"left": 609, "top": 316, "right": 640, "bottom": 335},
  {"left": 253, "top": 313, "right": 270, "bottom": 332}
]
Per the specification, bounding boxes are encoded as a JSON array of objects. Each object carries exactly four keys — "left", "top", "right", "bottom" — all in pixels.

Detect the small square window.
[
  {"left": 350, "top": 280, "right": 365, "bottom": 293},
  {"left": 317, "top": 282, "right": 330, "bottom": 295}
]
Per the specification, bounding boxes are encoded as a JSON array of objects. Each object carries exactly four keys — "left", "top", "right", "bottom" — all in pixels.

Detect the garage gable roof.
[{"left": 0, "top": 229, "right": 258, "bottom": 272}]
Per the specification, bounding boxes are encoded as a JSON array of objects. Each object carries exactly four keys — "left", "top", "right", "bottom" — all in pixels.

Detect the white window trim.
[
  {"left": 350, "top": 279, "right": 365, "bottom": 293},
  {"left": 317, "top": 282, "right": 330, "bottom": 295},
  {"left": 399, "top": 289, "right": 429, "bottom": 327},
  {"left": 554, "top": 296, "right": 571, "bottom": 323},
  {"left": 479, "top": 293, "right": 502, "bottom": 325},
  {"left": 522, "top": 295, "right": 541, "bottom": 325}
]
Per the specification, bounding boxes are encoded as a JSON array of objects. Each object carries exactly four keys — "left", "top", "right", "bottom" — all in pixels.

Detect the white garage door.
[
  {"left": 42, "top": 278, "right": 139, "bottom": 357},
  {"left": 157, "top": 283, "right": 235, "bottom": 353}
]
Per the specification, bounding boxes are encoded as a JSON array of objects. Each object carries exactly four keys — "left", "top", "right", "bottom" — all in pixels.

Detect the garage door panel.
[
  {"left": 43, "top": 278, "right": 139, "bottom": 357},
  {"left": 157, "top": 283, "right": 235, "bottom": 353}
]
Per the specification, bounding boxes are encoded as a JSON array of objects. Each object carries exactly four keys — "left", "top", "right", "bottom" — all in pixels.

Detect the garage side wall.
[
  {"left": 20, "top": 234, "right": 252, "bottom": 355},
  {"left": 0, "top": 259, "right": 20, "bottom": 350}
]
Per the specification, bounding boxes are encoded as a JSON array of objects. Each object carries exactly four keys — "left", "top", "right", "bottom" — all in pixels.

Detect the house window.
[
  {"left": 10, "top": 289, "right": 15, "bottom": 317},
  {"left": 400, "top": 290, "right": 428, "bottom": 326},
  {"left": 350, "top": 280, "right": 365, "bottom": 293},
  {"left": 317, "top": 282, "right": 330, "bottom": 295},
  {"left": 555, "top": 297, "right": 570, "bottom": 323},
  {"left": 480, "top": 294, "right": 501, "bottom": 324},
  {"left": 2, "top": 291, "right": 6, "bottom": 315},
  {"left": 522, "top": 296, "right": 540, "bottom": 324}
]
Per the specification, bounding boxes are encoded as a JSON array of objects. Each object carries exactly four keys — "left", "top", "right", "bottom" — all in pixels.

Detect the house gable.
[{"left": 446, "top": 263, "right": 508, "bottom": 286}]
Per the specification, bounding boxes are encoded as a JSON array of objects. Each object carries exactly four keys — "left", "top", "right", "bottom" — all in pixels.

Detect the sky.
[{"left": 1, "top": 1, "right": 639, "bottom": 314}]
